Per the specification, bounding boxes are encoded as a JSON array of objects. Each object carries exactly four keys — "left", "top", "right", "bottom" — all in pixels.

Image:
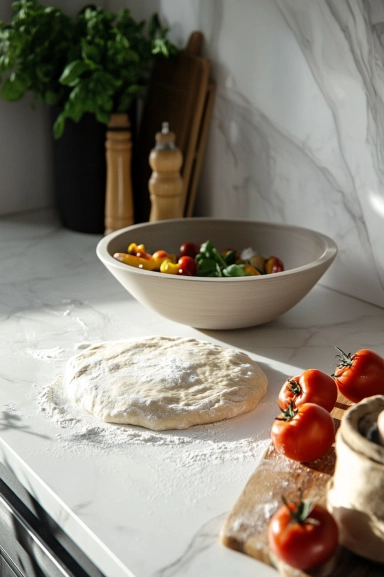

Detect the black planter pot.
[{"left": 50, "top": 107, "right": 107, "bottom": 234}]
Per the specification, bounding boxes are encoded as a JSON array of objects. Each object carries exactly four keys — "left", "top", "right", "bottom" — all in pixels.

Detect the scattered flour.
[
  {"left": 37, "top": 373, "right": 271, "bottom": 466},
  {"left": 2, "top": 402, "right": 18, "bottom": 415},
  {"left": 26, "top": 347, "right": 65, "bottom": 361}
]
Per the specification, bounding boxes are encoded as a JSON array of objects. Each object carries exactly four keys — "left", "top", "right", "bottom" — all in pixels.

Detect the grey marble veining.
[
  {"left": 109, "top": 0, "right": 384, "bottom": 309},
  {"left": 3, "top": 0, "right": 384, "bottom": 311},
  {"left": 193, "top": 0, "right": 384, "bottom": 308}
]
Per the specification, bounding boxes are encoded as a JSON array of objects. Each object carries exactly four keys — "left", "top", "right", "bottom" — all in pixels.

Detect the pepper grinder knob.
[{"left": 148, "top": 122, "right": 184, "bottom": 222}]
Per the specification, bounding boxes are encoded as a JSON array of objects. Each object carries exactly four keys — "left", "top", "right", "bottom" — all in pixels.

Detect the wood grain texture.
[
  {"left": 184, "top": 81, "right": 216, "bottom": 217},
  {"left": 133, "top": 32, "right": 212, "bottom": 222},
  {"left": 220, "top": 393, "right": 384, "bottom": 576},
  {"left": 104, "top": 113, "right": 134, "bottom": 234}
]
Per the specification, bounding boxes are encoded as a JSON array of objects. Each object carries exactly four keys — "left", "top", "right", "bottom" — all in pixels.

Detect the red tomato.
[
  {"left": 278, "top": 369, "right": 338, "bottom": 413},
  {"left": 265, "top": 256, "right": 284, "bottom": 274},
  {"left": 271, "top": 402, "right": 335, "bottom": 462},
  {"left": 179, "top": 242, "right": 199, "bottom": 259},
  {"left": 333, "top": 348, "right": 384, "bottom": 403},
  {"left": 177, "top": 255, "right": 198, "bottom": 276},
  {"left": 152, "top": 250, "right": 170, "bottom": 260},
  {"left": 268, "top": 498, "right": 338, "bottom": 570},
  {"left": 178, "top": 269, "right": 193, "bottom": 276}
]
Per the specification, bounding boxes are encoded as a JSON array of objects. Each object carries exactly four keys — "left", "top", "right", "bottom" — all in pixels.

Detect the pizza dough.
[{"left": 63, "top": 336, "right": 267, "bottom": 431}]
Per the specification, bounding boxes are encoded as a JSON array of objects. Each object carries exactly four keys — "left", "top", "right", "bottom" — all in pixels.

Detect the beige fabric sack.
[{"left": 327, "top": 395, "right": 384, "bottom": 563}]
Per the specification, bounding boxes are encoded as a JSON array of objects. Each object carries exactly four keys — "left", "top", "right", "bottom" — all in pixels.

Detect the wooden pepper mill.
[
  {"left": 104, "top": 113, "right": 134, "bottom": 234},
  {"left": 148, "top": 122, "right": 184, "bottom": 222}
]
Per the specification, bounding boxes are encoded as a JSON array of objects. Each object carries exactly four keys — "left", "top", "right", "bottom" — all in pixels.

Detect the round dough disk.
[{"left": 64, "top": 336, "right": 267, "bottom": 431}]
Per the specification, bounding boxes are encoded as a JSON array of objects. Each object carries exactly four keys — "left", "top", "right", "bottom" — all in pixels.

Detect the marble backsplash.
[
  {"left": 108, "top": 0, "right": 384, "bottom": 309},
  {"left": 1, "top": 0, "right": 383, "bottom": 309}
]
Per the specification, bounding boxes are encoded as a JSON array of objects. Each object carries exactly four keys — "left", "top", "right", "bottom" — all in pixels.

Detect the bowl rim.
[{"left": 96, "top": 218, "right": 338, "bottom": 282}]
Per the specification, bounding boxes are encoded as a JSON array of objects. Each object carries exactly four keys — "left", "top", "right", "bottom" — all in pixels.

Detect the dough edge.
[{"left": 64, "top": 336, "right": 268, "bottom": 431}]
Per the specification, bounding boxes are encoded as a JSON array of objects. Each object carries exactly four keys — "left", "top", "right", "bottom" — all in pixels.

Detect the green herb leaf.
[
  {"left": 53, "top": 112, "right": 65, "bottom": 138},
  {"left": 59, "top": 60, "right": 90, "bottom": 86},
  {"left": 0, "top": 0, "right": 179, "bottom": 136},
  {"left": 199, "top": 241, "right": 215, "bottom": 260},
  {"left": 1, "top": 72, "right": 28, "bottom": 100},
  {"left": 222, "top": 264, "right": 246, "bottom": 277},
  {"left": 212, "top": 247, "right": 227, "bottom": 268}
]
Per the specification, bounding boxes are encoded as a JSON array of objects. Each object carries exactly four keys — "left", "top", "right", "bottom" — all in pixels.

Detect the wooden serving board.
[
  {"left": 220, "top": 394, "right": 384, "bottom": 576},
  {"left": 133, "top": 31, "right": 213, "bottom": 223}
]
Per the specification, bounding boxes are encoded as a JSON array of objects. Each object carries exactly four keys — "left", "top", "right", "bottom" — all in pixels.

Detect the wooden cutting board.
[
  {"left": 132, "top": 31, "right": 213, "bottom": 223},
  {"left": 220, "top": 394, "right": 384, "bottom": 576},
  {"left": 184, "top": 80, "right": 216, "bottom": 217}
]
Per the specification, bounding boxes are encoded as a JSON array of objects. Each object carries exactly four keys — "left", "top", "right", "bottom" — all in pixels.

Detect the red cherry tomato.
[
  {"left": 268, "top": 497, "right": 338, "bottom": 570},
  {"left": 152, "top": 250, "right": 170, "bottom": 260},
  {"left": 177, "top": 268, "right": 193, "bottom": 276},
  {"left": 271, "top": 402, "right": 335, "bottom": 462},
  {"left": 278, "top": 369, "right": 338, "bottom": 413},
  {"left": 179, "top": 242, "right": 200, "bottom": 259},
  {"left": 177, "top": 255, "right": 198, "bottom": 276},
  {"left": 332, "top": 348, "right": 384, "bottom": 403},
  {"left": 265, "top": 256, "right": 284, "bottom": 274}
]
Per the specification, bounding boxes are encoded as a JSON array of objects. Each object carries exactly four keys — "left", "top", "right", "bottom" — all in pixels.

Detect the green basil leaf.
[
  {"left": 199, "top": 240, "right": 214, "bottom": 259},
  {"left": 59, "top": 60, "right": 90, "bottom": 86},
  {"left": 0, "top": 2, "right": 179, "bottom": 137},
  {"left": 197, "top": 258, "right": 217, "bottom": 272},
  {"left": 222, "top": 265, "right": 246, "bottom": 277},
  {"left": 212, "top": 247, "right": 227, "bottom": 267},
  {"left": 0, "top": 73, "right": 28, "bottom": 100},
  {"left": 53, "top": 113, "right": 65, "bottom": 139}
]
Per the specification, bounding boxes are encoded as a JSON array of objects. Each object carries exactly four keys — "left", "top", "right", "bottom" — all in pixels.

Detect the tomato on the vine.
[
  {"left": 271, "top": 402, "right": 335, "bottom": 462},
  {"left": 268, "top": 497, "right": 338, "bottom": 570},
  {"left": 332, "top": 348, "right": 384, "bottom": 403},
  {"left": 278, "top": 369, "right": 338, "bottom": 413}
]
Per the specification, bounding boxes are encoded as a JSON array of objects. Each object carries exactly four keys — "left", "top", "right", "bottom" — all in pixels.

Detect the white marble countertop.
[{"left": 1, "top": 209, "right": 384, "bottom": 577}]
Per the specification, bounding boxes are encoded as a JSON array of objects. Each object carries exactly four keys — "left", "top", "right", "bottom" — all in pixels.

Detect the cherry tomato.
[
  {"left": 265, "top": 256, "right": 284, "bottom": 274},
  {"left": 332, "top": 348, "right": 384, "bottom": 403},
  {"left": 278, "top": 369, "right": 338, "bottom": 413},
  {"left": 179, "top": 242, "right": 199, "bottom": 259},
  {"left": 152, "top": 250, "right": 170, "bottom": 260},
  {"left": 177, "top": 268, "right": 193, "bottom": 276},
  {"left": 268, "top": 497, "right": 338, "bottom": 570},
  {"left": 177, "top": 256, "right": 198, "bottom": 276},
  {"left": 271, "top": 402, "right": 335, "bottom": 462}
]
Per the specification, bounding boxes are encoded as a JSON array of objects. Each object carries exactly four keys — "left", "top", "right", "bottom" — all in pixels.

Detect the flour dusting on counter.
[
  {"left": 26, "top": 347, "right": 65, "bottom": 361},
  {"left": 37, "top": 374, "right": 270, "bottom": 467}
]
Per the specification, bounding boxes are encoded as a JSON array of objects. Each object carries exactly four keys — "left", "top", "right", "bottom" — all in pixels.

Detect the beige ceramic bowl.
[{"left": 96, "top": 218, "right": 337, "bottom": 330}]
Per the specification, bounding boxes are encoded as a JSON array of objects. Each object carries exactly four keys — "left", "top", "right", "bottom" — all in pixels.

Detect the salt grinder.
[{"left": 148, "top": 122, "right": 184, "bottom": 222}]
